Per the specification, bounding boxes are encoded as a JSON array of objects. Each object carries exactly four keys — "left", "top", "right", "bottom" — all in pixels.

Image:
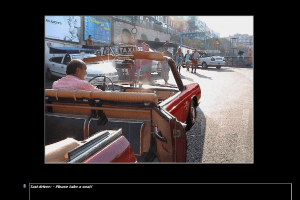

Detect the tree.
[
  {"left": 187, "top": 19, "right": 196, "bottom": 33},
  {"left": 170, "top": 34, "right": 180, "bottom": 43},
  {"left": 182, "top": 37, "right": 203, "bottom": 50}
]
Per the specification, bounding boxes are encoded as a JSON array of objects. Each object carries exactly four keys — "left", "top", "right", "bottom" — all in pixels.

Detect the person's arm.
[{"left": 84, "top": 82, "right": 102, "bottom": 91}]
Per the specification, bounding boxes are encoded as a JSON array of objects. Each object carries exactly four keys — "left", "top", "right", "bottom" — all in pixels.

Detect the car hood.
[{"left": 86, "top": 62, "right": 117, "bottom": 75}]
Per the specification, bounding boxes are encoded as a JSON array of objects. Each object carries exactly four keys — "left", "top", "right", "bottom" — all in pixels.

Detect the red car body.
[{"left": 164, "top": 83, "right": 201, "bottom": 123}]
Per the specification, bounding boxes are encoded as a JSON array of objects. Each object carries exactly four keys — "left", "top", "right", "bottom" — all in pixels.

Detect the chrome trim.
[{"left": 68, "top": 129, "right": 123, "bottom": 163}]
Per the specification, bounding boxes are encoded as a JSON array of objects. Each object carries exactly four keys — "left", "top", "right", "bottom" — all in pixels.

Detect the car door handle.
[{"left": 154, "top": 130, "right": 167, "bottom": 142}]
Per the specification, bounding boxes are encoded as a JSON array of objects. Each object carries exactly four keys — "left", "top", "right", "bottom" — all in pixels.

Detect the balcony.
[{"left": 112, "top": 16, "right": 132, "bottom": 23}]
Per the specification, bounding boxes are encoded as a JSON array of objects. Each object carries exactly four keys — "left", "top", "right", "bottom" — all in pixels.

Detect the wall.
[
  {"left": 45, "top": 16, "right": 112, "bottom": 63},
  {"left": 113, "top": 20, "right": 170, "bottom": 45}
]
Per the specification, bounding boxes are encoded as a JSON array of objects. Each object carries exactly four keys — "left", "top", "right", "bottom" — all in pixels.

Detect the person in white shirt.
[
  {"left": 160, "top": 43, "right": 172, "bottom": 84},
  {"left": 191, "top": 49, "right": 200, "bottom": 74}
]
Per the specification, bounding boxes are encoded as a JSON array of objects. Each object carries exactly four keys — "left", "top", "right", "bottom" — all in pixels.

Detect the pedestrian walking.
[
  {"left": 140, "top": 42, "right": 152, "bottom": 84},
  {"left": 184, "top": 50, "right": 191, "bottom": 72},
  {"left": 160, "top": 43, "right": 172, "bottom": 84},
  {"left": 175, "top": 47, "right": 184, "bottom": 73},
  {"left": 191, "top": 49, "right": 200, "bottom": 73}
]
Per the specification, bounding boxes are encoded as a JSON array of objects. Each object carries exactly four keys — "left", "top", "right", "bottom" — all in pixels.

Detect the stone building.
[
  {"left": 113, "top": 20, "right": 170, "bottom": 45},
  {"left": 45, "top": 15, "right": 221, "bottom": 61}
]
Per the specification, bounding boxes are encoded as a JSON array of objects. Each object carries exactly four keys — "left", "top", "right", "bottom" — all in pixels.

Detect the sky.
[{"left": 196, "top": 16, "right": 253, "bottom": 38}]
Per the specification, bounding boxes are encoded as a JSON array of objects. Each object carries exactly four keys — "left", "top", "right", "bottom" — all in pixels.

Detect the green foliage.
[
  {"left": 183, "top": 37, "right": 252, "bottom": 56},
  {"left": 170, "top": 33, "right": 253, "bottom": 57},
  {"left": 182, "top": 37, "right": 203, "bottom": 50}
]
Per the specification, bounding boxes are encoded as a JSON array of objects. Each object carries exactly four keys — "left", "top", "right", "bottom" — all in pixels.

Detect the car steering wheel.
[{"left": 88, "top": 75, "right": 115, "bottom": 91}]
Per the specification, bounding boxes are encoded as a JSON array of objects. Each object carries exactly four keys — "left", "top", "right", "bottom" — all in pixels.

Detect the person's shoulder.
[{"left": 81, "top": 79, "right": 92, "bottom": 85}]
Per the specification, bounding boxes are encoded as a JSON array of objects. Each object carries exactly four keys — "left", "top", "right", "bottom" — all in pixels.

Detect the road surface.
[{"left": 179, "top": 66, "right": 253, "bottom": 163}]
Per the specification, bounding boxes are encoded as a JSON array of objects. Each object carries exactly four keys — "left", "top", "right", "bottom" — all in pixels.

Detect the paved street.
[
  {"left": 45, "top": 66, "right": 253, "bottom": 163},
  {"left": 179, "top": 66, "right": 253, "bottom": 163}
]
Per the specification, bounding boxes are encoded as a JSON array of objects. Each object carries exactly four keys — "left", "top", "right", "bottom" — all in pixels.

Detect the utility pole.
[{"left": 204, "top": 23, "right": 206, "bottom": 50}]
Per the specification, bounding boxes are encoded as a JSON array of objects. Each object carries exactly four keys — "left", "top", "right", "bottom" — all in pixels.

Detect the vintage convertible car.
[{"left": 45, "top": 51, "right": 201, "bottom": 163}]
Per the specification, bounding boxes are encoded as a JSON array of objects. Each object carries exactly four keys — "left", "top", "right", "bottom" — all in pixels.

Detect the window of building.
[
  {"left": 141, "top": 34, "right": 148, "bottom": 41},
  {"left": 121, "top": 29, "right": 132, "bottom": 44}
]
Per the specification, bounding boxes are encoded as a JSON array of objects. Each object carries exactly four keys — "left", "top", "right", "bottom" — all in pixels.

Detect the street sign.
[
  {"left": 181, "top": 32, "right": 205, "bottom": 38},
  {"left": 214, "top": 39, "right": 220, "bottom": 45},
  {"left": 180, "top": 32, "right": 206, "bottom": 50}
]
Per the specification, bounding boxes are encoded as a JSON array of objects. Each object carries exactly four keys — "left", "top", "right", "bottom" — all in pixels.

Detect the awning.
[{"left": 49, "top": 47, "right": 94, "bottom": 54}]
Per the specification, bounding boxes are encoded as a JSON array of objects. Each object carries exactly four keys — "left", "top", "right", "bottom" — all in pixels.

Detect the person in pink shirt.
[
  {"left": 52, "top": 59, "right": 101, "bottom": 92},
  {"left": 139, "top": 42, "right": 152, "bottom": 83}
]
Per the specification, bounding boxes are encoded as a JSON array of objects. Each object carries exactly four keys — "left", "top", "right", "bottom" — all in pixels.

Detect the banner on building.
[
  {"left": 45, "top": 16, "right": 81, "bottom": 43},
  {"left": 84, "top": 16, "right": 111, "bottom": 44}
]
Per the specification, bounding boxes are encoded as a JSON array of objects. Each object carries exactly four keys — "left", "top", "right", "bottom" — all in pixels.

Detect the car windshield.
[{"left": 86, "top": 61, "right": 117, "bottom": 74}]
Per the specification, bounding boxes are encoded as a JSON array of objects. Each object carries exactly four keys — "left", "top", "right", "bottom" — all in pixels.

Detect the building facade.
[
  {"left": 195, "top": 16, "right": 220, "bottom": 38},
  {"left": 45, "top": 16, "right": 221, "bottom": 61},
  {"left": 112, "top": 16, "right": 171, "bottom": 44},
  {"left": 228, "top": 33, "right": 253, "bottom": 49}
]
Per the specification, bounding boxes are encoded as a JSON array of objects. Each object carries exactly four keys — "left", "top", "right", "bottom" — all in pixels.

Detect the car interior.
[
  {"left": 63, "top": 54, "right": 71, "bottom": 64},
  {"left": 45, "top": 88, "right": 177, "bottom": 162}
]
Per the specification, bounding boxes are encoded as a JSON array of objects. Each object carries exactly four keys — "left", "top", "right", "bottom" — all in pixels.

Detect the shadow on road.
[
  {"left": 186, "top": 106, "right": 206, "bottom": 163},
  {"left": 179, "top": 66, "right": 235, "bottom": 81},
  {"left": 179, "top": 70, "right": 212, "bottom": 80},
  {"left": 193, "top": 72, "right": 212, "bottom": 80},
  {"left": 199, "top": 67, "right": 234, "bottom": 73}
]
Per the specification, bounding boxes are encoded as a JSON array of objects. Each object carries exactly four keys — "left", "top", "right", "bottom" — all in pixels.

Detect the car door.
[
  {"left": 170, "top": 118, "right": 186, "bottom": 162},
  {"left": 48, "top": 56, "right": 63, "bottom": 77},
  {"left": 59, "top": 54, "right": 70, "bottom": 76}
]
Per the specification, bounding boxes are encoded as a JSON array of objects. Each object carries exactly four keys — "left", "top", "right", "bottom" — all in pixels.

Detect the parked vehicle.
[
  {"left": 45, "top": 51, "right": 201, "bottom": 163},
  {"left": 198, "top": 53, "right": 225, "bottom": 69},
  {"left": 45, "top": 47, "right": 118, "bottom": 84},
  {"left": 151, "top": 60, "right": 160, "bottom": 74}
]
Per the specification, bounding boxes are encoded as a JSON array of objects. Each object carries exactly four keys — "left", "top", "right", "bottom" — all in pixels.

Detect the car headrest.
[
  {"left": 45, "top": 89, "right": 92, "bottom": 100},
  {"left": 45, "top": 89, "right": 158, "bottom": 106},
  {"left": 91, "top": 91, "right": 158, "bottom": 106}
]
